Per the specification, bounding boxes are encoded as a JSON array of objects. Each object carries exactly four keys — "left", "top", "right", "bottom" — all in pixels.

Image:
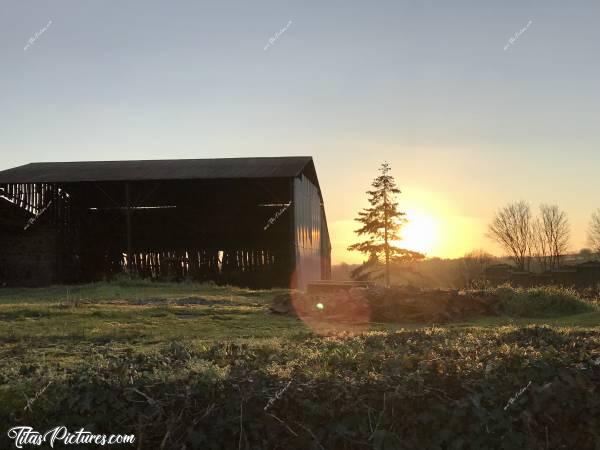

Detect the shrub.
[
  {"left": 495, "top": 285, "right": 595, "bottom": 317},
  {"left": 2, "top": 327, "right": 600, "bottom": 449}
]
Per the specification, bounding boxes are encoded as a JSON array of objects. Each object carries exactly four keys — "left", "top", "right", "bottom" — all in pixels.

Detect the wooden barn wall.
[
  {"left": 320, "top": 205, "right": 332, "bottom": 281},
  {"left": 0, "top": 183, "right": 73, "bottom": 286},
  {"left": 0, "top": 224, "right": 61, "bottom": 286},
  {"left": 0, "top": 176, "right": 331, "bottom": 288},
  {"left": 292, "top": 174, "right": 328, "bottom": 290},
  {"left": 62, "top": 178, "right": 294, "bottom": 288}
]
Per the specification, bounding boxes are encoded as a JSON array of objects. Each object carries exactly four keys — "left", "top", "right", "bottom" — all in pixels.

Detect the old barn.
[{"left": 0, "top": 156, "right": 331, "bottom": 289}]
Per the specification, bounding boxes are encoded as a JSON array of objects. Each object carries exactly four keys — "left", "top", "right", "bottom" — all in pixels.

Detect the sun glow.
[
  {"left": 396, "top": 210, "right": 438, "bottom": 256},
  {"left": 332, "top": 189, "right": 490, "bottom": 263}
]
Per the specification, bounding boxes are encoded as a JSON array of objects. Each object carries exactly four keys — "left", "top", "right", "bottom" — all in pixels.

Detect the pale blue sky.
[{"left": 1, "top": 1, "right": 599, "bottom": 261}]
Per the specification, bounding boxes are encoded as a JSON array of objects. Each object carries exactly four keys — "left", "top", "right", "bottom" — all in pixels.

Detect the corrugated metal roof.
[{"left": 0, "top": 157, "right": 313, "bottom": 183}]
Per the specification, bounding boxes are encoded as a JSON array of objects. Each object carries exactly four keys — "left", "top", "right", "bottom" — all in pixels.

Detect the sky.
[{"left": 1, "top": 0, "right": 600, "bottom": 264}]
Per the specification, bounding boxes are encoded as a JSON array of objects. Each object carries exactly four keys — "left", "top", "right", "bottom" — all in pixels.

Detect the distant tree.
[
  {"left": 349, "top": 252, "right": 380, "bottom": 282},
  {"left": 348, "top": 162, "right": 424, "bottom": 287},
  {"left": 460, "top": 250, "right": 494, "bottom": 288},
  {"left": 539, "top": 204, "right": 570, "bottom": 270},
  {"left": 589, "top": 209, "right": 600, "bottom": 255},
  {"left": 532, "top": 205, "right": 570, "bottom": 271},
  {"left": 532, "top": 218, "right": 551, "bottom": 272},
  {"left": 578, "top": 248, "right": 594, "bottom": 261},
  {"left": 487, "top": 201, "right": 533, "bottom": 271},
  {"left": 331, "top": 262, "right": 355, "bottom": 281}
]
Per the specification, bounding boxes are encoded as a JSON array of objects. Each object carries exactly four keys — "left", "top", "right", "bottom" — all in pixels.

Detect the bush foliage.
[
  {"left": 2, "top": 326, "right": 600, "bottom": 449},
  {"left": 495, "top": 286, "right": 595, "bottom": 318}
]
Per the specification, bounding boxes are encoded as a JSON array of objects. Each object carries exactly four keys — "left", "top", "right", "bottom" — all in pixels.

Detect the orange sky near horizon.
[
  {"left": 330, "top": 207, "right": 489, "bottom": 264},
  {"left": 327, "top": 182, "right": 592, "bottom": 265}
]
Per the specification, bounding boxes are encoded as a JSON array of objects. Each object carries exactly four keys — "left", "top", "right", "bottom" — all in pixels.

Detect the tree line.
[{"left": 488, "top": 201, "right": 600, "bottom": 271}]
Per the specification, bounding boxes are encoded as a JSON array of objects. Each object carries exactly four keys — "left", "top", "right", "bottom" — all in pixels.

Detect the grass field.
[
  {"left": 0, "top": 281, "right": 409, "bottom": 368},
  {"left": 2, "top": 281, "right": 599, "bottom": 366},
  {"left": 0, "top": 280, "right": 299, "bottom": 364},
  {"left": 1, "top": 282, "right": 600, "bottom": 449},
  {"left": 1, "top": 281, "right": 598, "bottom": 359}
]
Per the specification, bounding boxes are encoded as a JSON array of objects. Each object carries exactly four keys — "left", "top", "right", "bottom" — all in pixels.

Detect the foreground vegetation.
[{"left": 1, "top": 281, "right": 599, "bottom": 449}]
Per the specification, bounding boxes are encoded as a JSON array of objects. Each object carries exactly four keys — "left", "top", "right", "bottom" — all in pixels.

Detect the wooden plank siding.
[{"left": 0, "top": 158, "right": 331, "bottom": 288}]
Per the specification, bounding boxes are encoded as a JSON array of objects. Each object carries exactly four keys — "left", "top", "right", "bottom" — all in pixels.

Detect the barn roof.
[{"left": 0, "top": 156, "right": 315, "bottom": 184}]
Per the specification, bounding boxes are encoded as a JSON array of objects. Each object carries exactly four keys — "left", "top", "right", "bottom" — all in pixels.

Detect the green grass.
[
  {"left": 0, "top": 282, "right": 301, "bottom": 366},
  {"left": 0, "top": 278, "right": 286, "bottom": 305},
  {"left": 457, "top": 311, "right": 600, "bottom": 328},
  {"left": 0, "top": 282, "right": 598, "bottom": 371},
  {"left": 1, "top": 283, "right": 600, "bottom": 448},
  {"left": 0, "top": 282, "right": 422, "bottom": 369}
]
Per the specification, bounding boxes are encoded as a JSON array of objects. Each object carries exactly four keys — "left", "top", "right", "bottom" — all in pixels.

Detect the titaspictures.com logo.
[{"left": 7, "top": 426, "right": 135, "bottom": 448}]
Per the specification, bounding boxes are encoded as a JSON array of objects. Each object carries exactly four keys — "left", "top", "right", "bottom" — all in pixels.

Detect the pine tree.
[{"left": 348, "top": 162, "right": 424, "bottom": 287}]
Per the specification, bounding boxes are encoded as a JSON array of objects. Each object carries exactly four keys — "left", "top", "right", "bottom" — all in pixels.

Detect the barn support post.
[{"left": 125, "top": 182, "right": 133, "bottom": 276}]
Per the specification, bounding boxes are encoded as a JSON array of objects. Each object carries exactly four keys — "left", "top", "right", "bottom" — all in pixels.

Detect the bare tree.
[
  {"left": 589, "top": 209, "right": 600, "bottom": 255},
  {"left": 532, "top": 218, "right": 551, "bottom": 272},
  {"left": 539, "top": 204, "right": 569, "bottom": 270},
  {"left": 487, "top": 201, "right": 532, "bottom": 271}
]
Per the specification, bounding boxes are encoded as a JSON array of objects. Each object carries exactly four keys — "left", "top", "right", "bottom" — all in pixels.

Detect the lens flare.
[{"left": 289, "top": 288, "right": 371, "bottom": 335}]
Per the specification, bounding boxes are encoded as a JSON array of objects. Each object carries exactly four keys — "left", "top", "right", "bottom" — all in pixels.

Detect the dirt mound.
[{"left": 270, "top": 287, "right": 499, "bottom": 323}]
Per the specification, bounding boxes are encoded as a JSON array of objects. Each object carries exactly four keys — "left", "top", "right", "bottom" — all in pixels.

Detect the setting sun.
[{"left": 396, "top": 210, "right": 438, "bottom": 256}]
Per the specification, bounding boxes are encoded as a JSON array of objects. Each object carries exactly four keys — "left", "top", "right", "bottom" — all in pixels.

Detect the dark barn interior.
[{"left": 0, "top": 156, "right": 331, "bottom": 289}]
